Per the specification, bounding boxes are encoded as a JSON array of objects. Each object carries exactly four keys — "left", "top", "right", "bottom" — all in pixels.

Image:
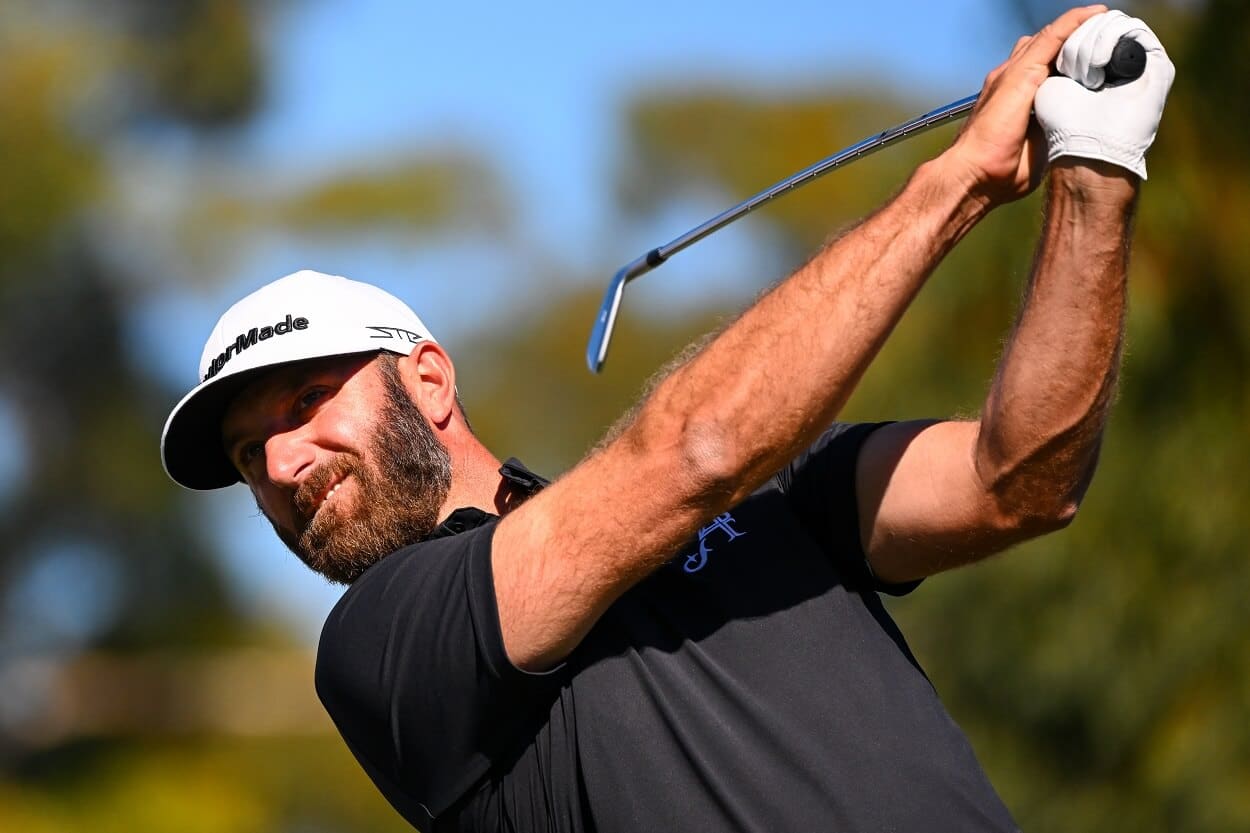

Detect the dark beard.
[{"left": 267, "top": 356, "right": 453, "bottom": 584}]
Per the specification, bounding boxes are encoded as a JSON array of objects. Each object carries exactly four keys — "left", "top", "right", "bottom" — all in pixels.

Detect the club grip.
[{"left": 1105, "top": 37, "right": 1147, "bottom": 84}]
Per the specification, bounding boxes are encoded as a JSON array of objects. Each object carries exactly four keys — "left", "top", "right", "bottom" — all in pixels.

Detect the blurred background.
[{"left": 0, "top": 0, "right": 1245, "bottom": 830}]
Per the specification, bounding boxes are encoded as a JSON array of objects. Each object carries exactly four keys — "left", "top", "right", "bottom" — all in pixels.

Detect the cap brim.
[
  {"left": 161, "top": 365, "right": 277, "bottom": 490},
  {"left": 162, "top": 347, "right": 409, "bottom": 491}
]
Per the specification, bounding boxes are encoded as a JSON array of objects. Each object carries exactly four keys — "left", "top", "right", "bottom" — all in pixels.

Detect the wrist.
[
  {"left": 911, "top": 155, "right": 995, "bottom": 237},
  {"left": 929, "top": 141, "right": 1024, "bottom": 215},
  {"left": 1048, "top": 158, "right": 1139, "bottom": 208}
]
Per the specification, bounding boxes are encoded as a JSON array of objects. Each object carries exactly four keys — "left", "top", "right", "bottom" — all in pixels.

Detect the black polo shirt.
[{"left": 316, "top": 423, "right": 1019, "bottom": 832}]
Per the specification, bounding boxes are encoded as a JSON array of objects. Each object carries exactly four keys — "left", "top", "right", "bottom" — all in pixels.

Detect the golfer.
[{"left": 161, "top": 6, "right": 1173, "bottom": 831}]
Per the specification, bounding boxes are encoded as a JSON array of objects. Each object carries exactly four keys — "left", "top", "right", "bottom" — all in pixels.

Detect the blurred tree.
[
  {"left": 0, "top": 0, "right": 269, "bottom": 688},
  {"left": 0, "top": 1, "right": 498, "bottom": 831},
  {"left": 460, "top": 283, "right": 727, "bottom": 475},
  {"left": 122, "top": 0, "right": 265, "bottom": 126}
]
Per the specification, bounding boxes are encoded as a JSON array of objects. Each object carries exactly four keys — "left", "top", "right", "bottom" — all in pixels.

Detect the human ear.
[{"left": 397, "top": 343, "right": 457, "bottom": 426}]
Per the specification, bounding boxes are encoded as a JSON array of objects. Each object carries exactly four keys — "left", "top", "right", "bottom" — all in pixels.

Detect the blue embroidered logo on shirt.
[{"left": 682, "top": 512, "right": 747, "bottom": 573}]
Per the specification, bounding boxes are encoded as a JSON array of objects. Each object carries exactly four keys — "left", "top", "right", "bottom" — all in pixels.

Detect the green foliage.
[
  {"left": 184, "top": 154, "right": 510, "bottom": 256},
  {"left": 620, "top": 88, "right": 952, "bottom": 253},
  {"left": 0, "top": 738, "right": 412, "bottom": 833},
  {"left": 127, "top": 0, "right": 265, "bottom": 127},
  {"left": 461, "top": 285, "right": 728, "bottom": 474},
  {"left": 0, "top": 42, "right": 100, "bottom": 268}
]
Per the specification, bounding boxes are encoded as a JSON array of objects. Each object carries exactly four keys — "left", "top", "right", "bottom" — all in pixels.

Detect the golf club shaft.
[
  {"left": 586, "top": 92, "right": 978, "bottom": 373},
  {"left": 586, "top": 37, "right": 1149, "bottom": 372},
  {"left": 658, "top": 94, "right": 979, "bottom": 271}
]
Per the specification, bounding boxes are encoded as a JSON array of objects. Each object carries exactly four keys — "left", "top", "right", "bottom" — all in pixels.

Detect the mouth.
[
  {"left": 312, "top": 476, "right": 346, "bottom": 516},
  {"left": 296, "top": 469, "right": 350, "bottom": 527}
]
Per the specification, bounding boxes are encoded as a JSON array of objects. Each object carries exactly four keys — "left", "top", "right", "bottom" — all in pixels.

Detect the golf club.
[{"left": 586, "top": 37, "right": 1147, "bottom": 373}]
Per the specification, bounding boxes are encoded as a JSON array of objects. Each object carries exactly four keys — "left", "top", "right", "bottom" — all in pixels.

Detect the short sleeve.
[
  {"left": 776, "top": 422, "right": 921, "bottom": 596},
  {"left": 315, "top": 521, "right": 561, "bottom": 828}
]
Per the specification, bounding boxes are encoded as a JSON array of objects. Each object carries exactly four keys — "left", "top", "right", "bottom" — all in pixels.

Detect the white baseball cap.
[{"left": 161, "top": 269, "right": 436, "bottom": 490}]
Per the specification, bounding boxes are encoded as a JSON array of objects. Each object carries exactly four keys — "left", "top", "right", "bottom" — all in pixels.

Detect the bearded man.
[{"left": 161, "top": 7, "right": 1173, "bottom": 831}]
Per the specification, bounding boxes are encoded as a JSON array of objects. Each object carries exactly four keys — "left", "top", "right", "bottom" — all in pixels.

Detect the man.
[{"left": 161, "top": 6, "right": 1172, "bottom": 831}]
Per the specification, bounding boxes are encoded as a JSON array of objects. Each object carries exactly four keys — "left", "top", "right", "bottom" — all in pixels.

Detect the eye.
[
  {"left": 238, "top": 441, "right": 264, "bottom": 466},
  {"left": 295, "top": 386, "right": 329, "bottom": 413}
]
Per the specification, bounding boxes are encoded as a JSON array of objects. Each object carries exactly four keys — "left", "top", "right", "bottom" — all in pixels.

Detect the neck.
[{"left": 435, "top": 435, "right": 519, "bottom": 523}]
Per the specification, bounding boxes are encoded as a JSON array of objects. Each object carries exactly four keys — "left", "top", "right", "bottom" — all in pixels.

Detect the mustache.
[{"left": 293, "top": 456, "right": 356, "bottom": 521}]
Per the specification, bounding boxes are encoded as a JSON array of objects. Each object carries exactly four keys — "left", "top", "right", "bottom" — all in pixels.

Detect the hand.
[
  {"left": 944, "top": 5, "right": 1108, "bottom": 206},
  {"left": 1034, "top": 11, "right": 1175, "bottom": 179}
]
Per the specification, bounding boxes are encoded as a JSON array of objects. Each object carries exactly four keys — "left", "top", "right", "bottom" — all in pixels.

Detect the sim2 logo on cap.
[
  {"left": 368, "top": 325, "right": 427, "bottom": 345},
  {"left": 203, "top": 314, "right": 310, "bottom": 381}
]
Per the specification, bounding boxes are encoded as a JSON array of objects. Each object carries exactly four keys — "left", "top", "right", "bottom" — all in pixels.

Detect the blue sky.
[
  {"left": 245, "top": 0, "right": 1019, "bottom": 264},
  {"left": 149, "top": 0, "right": 1043, "bottom": 641}
]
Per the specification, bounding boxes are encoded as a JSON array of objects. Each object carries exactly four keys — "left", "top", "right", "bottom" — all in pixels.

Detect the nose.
[{"left": 265, "top": 426, "right": 316, "bottom": 489}]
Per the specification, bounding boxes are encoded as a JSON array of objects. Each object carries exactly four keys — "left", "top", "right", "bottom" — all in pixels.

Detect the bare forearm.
[
  {"left": 625, "top": 157, "right": 989, "bottom": 509},
  {"left": 976, "top": 159, "right": 1137, "bottom": 525}
]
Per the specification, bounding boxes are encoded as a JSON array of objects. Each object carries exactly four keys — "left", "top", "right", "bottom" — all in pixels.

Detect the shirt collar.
[{"left": 421, "top": 457, "right": 548, "bottom": 541}]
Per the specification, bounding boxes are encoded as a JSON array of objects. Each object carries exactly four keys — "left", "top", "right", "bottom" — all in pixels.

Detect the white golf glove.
[{"left": 1034, "top": 10, "right": 1176, "bottom": 179}]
